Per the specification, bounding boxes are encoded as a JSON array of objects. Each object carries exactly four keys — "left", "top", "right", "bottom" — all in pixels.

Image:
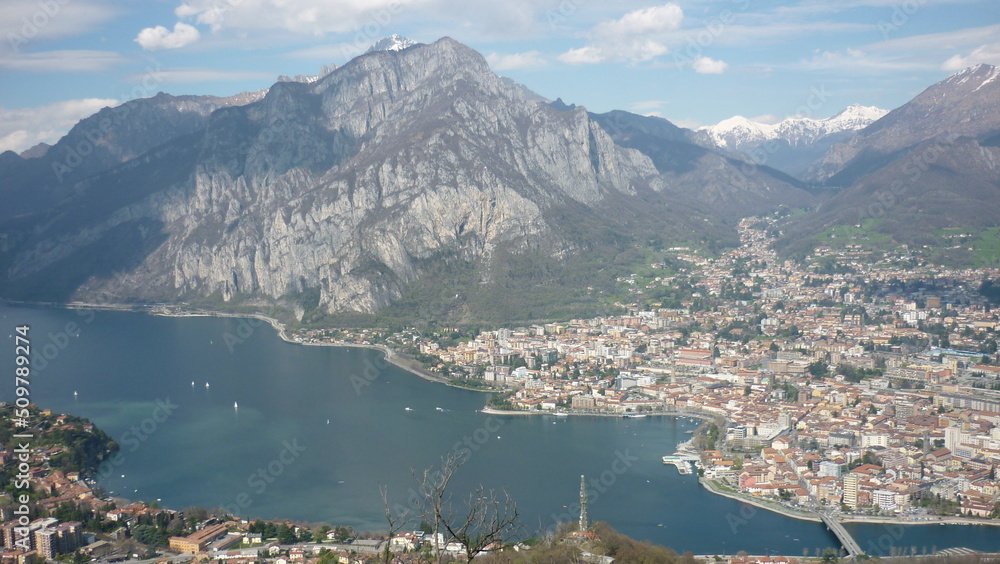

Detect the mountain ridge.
[
  {"left": 0, "top": 37, "right": 807, "bottom": 324},
  {"left": 2, "top": 37, "right": 995, "bottom": 324},
  {"left": 695, "top": 104, "right": 888, "bottom": 178},
  {"left": 776, "top": 64, "right": 1000, "bottom": 263}
]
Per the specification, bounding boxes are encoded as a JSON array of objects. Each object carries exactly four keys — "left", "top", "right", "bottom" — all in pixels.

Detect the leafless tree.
[
  {"left": 416, "top": 451, "right": 521, "bottom": 563},
  {"left": 380, "top": 485, "right": 409, "bottom": 564}
]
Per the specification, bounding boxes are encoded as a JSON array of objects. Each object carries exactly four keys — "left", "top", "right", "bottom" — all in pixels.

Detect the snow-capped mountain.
[
  {"left": 779, "top": 63, "right": 1000, "bottom": 260},
  {"left": 944, "top": 62, "right": 1000, "bottom": 91},
  {"left": 810, "top": 63, "right": 1000, "bottom": 185},
  {"left": 695, "top": 104, "right": 888, "bottom": 178},
  {"left": 366, "top": 34, "right": 419, "bottom": 53},
  {"left": 700, "top": 104, "right": 888, "bottom": 150}
]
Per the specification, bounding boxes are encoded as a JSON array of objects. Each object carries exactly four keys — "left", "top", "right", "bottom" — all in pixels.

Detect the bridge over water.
[{"left": 820, "top": 513, "right": 864, "bottom": 559}]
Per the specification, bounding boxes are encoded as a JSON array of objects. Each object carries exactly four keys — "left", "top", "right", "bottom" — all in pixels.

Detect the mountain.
[
  {"left": 0, "top": 89, "right": 267, "bottom": 222},
  {"left": 810, "top": 64, "right": 1000, "bottom": 185},
  {"left": 277, "top": 64, "right": 338, "bottom": 84},
  {"left": 776, "top": 64, "right": 1000, "bottom": 263},
  {"left": 0, "top": 37, "right": 809, "bottom": 324},
  {"left": 697, "top": 104, "right": 888, "bottom": 178},
  {"left": 589, "top": 110, "right": 812, "bottom": 213},
  {"left": 19, "top": 142, "right": 50, "bottom": 159},
  {"left": 366, "top": 34, "right": 420, "bottom": 53}
]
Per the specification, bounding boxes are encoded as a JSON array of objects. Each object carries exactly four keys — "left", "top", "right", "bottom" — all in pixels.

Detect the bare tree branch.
[
  {"left": 380, "top": 484, "right": 409, "bottom": 564},
  {"left": 412, "top": 450, "right": 522, "bottom": 563}
]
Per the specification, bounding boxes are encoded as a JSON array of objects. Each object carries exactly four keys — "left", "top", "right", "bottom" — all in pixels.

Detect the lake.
[{"left": 2, "top": 304, "right": 998, "bottom": 556}]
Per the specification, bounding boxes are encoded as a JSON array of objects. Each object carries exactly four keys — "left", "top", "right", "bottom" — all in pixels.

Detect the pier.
[
  {"left": 820, "top": 513, "right": 864, "bottom": 559},
  {"left": 662, "top": 454, "right": 700, "bottom": 475}
]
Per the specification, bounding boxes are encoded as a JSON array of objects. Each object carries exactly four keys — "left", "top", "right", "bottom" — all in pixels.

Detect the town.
[
  {"left": 3, "top": 217, "right": 1000, "bottom": 564},
  {"left": 300, "top": 217, "right": 1000, "bottom": 526}
]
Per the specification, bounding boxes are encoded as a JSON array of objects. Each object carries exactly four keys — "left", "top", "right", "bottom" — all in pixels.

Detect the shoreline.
[
  {"left": 700, "top": 477, "right": 823, "bottom": 523},
  {"left": 7, "top": 299, "right": 1000, "bottom": 535},
  {"left": 1, "top": 298, "right": 493, "bottom": 393},
  {"left": 700, "top": 478, "right": 1000, "bottom": 529},
  {"left": 480, "top": 406, "right": 720, "bottom": 422}
]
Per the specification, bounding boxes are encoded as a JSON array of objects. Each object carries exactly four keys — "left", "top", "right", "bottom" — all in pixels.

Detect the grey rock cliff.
[{"left": 0, "top": 38, "right": 807, "bottom": 320}]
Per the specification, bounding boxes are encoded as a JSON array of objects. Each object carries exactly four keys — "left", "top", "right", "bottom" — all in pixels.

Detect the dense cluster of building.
[
  {"left": 0, "top": 518, "right": 85, "bottom": 563},
  {"left": 304, "top": 217, "right": 1000, "bottom": 522}
]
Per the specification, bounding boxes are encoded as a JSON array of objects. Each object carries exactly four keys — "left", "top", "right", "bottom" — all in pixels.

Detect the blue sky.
[{"left": 1, "top": 0, "right": 999, "bottom": 153}]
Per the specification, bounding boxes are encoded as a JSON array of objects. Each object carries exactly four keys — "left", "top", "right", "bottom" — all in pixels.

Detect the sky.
[{"left": 1, "top": 0, "right": 999, "bottom": 154}]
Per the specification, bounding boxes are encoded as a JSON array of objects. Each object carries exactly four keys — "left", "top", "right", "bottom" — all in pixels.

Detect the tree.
[
  {"left": 332, "top": 526, "right": 353, "bottom": 543},
  {"left": 380, "top": 485, "right": 409, "bottom": 564},
  {"left": 416, "top": 451, "right": 521, "bottom": 563},
  {"left": 131, "top": 524, "right": 160, "bottom": 546},
  {"left": 808, "top": 361, "right": 830, "bottom": 378},
  {"left": 277, "top": 524, "right": 296, "bottom": 545}
]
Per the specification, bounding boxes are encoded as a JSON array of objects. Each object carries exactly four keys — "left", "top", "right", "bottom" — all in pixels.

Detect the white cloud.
[
  {"left": 0, "top": 0, "right": 119, "bottom": 52},
  {"left": 558, "top": 46, "right": 607, "bottom": 65},
  {"left": 749, "top": 114, "right": 781, "bottom": 125},
  {"left": 671, "top": 118, "right": 703, "bottom": 129},
  {"left": 127, "top": 67, "right": 276, "bottom": 84},
  {"left": 171, "top": 0, "right": 549, "bottom": 40},
  {"left": 790, "top": 47, "right": 938, "bottom": 72},
  {"left": 0, "top": 98, "right": 120, "bottom": 154},
  {"left": 0, "top": 50, "right": 126, "bottom": 72},
  {"left": 486, "top": 51, "right": 545, "bottom": 70},
  {"left": 692, "top": 56, "right": 727, "bottom": 74},
  {"left": 629, "top": 100, "right": 669, "bottom": 113},
  {"left": 941, "top": 42, "right": 1000, "bottom": 70},
  {"left": 592, "top": 3, "right": 684, "bottom": 38},
  {"left": 135, "top": 22, "right": 201, "bottom": 50},
  {"left": 557, "top": 3, "right": 683, "bottom": 65},
  {"left": 174, "top": 0, "right": 419, "bottom": 35}
]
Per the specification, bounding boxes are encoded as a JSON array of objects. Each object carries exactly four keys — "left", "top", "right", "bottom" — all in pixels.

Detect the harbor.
[
  {"left": 663, "top": 437, "right": 701, "bottom": 475},
  {"left": 661, "top": 455, "right": 697, "bottom": 475}
]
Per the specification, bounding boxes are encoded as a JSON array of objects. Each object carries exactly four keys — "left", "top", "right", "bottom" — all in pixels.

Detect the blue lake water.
[{"left": 2, "top": 304, "right": 997, "bottom": 555}]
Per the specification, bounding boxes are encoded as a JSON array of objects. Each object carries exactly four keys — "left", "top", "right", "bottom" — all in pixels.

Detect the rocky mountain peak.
[
  {"left": 824, "top": 104, "right": 889, "bottom": 131},
  {"left": 0, "top": 36, "right": 810, "bottom": 322},
  {"left": 366, "top": 34, "right": 420, "bottom": 53},
  {"left": 277, "top": 63, "right": 338, "bottom": 84},
  {"left": 944, "top": 63, "right": 1000, "bottom": 89}
]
